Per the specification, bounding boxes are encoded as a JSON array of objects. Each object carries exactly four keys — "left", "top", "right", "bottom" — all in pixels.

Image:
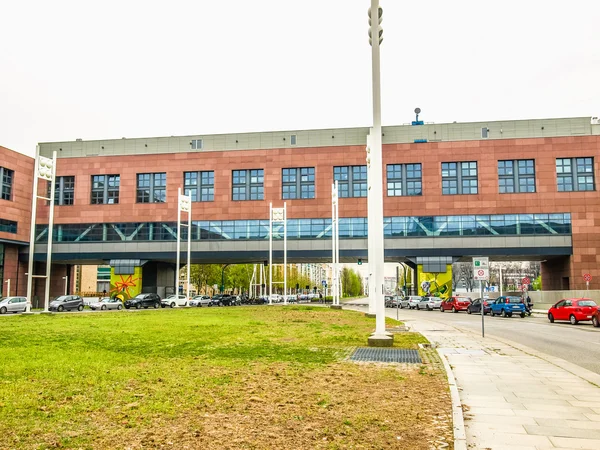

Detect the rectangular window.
[
  {"left": 191, "top": 139, "right": 203, "bottom": 150},
  {"left": 442, "top": 161, "right": 478, "bottom": 195},
  {"left": 0, "top": 218, "right": 17, "bottom": 233},
  {"left": 282, "top": 167, "right": 315, "bottom": 199},
  {"left": 91, "top": 174, "right": 120, "bottom": 204},
  {"left": 232, "top": 169, "right": 264, "bottom": 201},
  {"left": 48, "top": 176, "right": 75, "bottom": 205},
  {"left": 556, "top": 157, "right": 595, "bottom": 192},
  {"left": 136, "top": 173, "right": 166, "bottom": 203},
  {"left": 0, "top": 167, "right": 14, "bottom": 201},
  {"left": 290, "top": 135, "right": 297, "bottom": 146},
  {"left": 184, "top": 171, "right": 214, "bottom": 202},
  {"left": 498, "top": 160, "right": 536, "bottom": 193},
  {"left": 481, "top": 127, "right": 489, "bottom": 138},
  {"left": 386, "top": 163, "right": 422, "bottom": 196},
  {"left": 333, "top": 165, "right": 367, "bottom": 198}
]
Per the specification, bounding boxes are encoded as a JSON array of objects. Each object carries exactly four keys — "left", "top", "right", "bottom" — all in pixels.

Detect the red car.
[
  {"left": 440, "top": 296, "right": 472, "bottom": 313},
  {"left": 547, "top": 298, "right": 599, "bottom": 325}
]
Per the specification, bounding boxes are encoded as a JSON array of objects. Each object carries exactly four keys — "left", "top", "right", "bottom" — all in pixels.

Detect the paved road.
[{"left": 352, "top": 302, "right": 600, "bottom": 375}]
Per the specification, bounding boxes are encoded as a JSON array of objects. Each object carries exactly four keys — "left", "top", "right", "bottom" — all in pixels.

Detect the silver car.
[
  {"left": 49, "top": 295, "right": 84, "bottom": 312},
  {"left": 426, "top": 297, "right": 443, "bottom": 310},
  {"left": 407, "top": 296, "right": 423, "bottom": 309},
  {"left": 416, "top": 297, "right": 432, "bottom": 310},
  {"left": 189, "top": 295, "right": 212, "bottom": 307},
  {"left": 0, "top": 296, "right": 29, "bottom": 314},
  {"left": 89, "top": 297, "right": 123, "bottom": 311}
]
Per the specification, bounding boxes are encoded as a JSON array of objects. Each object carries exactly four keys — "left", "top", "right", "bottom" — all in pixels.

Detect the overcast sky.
[{"left": 1, "top": 0, "right": 598, "bottom": 157}]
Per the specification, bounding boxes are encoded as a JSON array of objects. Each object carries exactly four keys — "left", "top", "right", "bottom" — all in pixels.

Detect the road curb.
[{"left": 436, "top": 348, "right": 467, "bottom": 450}]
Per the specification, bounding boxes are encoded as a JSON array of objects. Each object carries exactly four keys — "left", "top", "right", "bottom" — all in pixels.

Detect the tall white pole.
[
  {"left": 499, "top": 265, "right": 503, "bottom": 296},
  {"left": 368, "top": 0, "right": 391, "bottom": 344},
  {"left": 269, "top": 202, "right": 273, "bottom": 304},
  {"left": 43, "top": 151, "right": 57, "bottom": 313},
  {"left": 186, "top": 198, "right": 192, "bottom": 302},
  {"left": 283, "top": 202, "right": 287, "bottom": 303},
  {"left": 331, "top": 182, "right": 337, "bottom": 305},
  {"left": 4, "top": 279, "right": 10, "bottom": 297},
  {"left": 176, "top": 187, "right": 181, "bottom": 297},
  {"left": 26, "top": 148, "right": 40, "bottom": 312},
  {"left": 63, "top": 276, "right": 67, "bottom": 295},
  {"left": 366, "top": 133, "right": 376, "bottom": 315},
  {"left": 335, "top": 180, "right": 340, "bottom": 305}
]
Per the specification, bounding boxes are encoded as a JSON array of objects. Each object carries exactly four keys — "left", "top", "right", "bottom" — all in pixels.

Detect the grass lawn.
[{"left": 0, "top": 306, "right": 452, "bottom": 449}]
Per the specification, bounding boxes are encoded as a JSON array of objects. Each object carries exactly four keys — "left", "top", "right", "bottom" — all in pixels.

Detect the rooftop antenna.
[{"left": 412, "top": 107, "right": 424, "bottom": 126}]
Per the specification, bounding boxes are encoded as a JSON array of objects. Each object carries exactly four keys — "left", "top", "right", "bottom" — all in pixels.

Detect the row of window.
[
  {"left": 0, "top": 218, "right": 17, "bottom": 234},
  {"left": 34, "top": 213, "right": 571, "bottom": 243},
  {"left": 0, "top": 158, "right": 594, "bottom": 206}
]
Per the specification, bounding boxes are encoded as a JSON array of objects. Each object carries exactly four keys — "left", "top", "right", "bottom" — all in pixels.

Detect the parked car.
[
  {"left": 440, "top": 296, "right": 472, "bottom": 313},
  {"left": 416, "top": 297, "right": 432, "bottom": 310},
  {"left": 189, "top": 295, "right": 212, "bottom": 307},
  {"left": 49, "top": 295, "right": 84, "bottom": 312},
  {"left": 210, "top": 295, "right": 225, "bottom": 307},
  {"left": 220, "top": 295, "right": 236, "bottom": 306},
  {"left": 89, "top": 297, "right": 123, "bottom": 311},
  {"left": 161, "top": 294, "right": 188, "bottom": 308},
  {"left": 489, "top": 296, "right": 526, "bottom": 318},
  {"left": 269, "top": 294, "right": 283, "bottom": 303},
  {"left": 426, "top": 296, "right": 443, "bottom": 310},
  {"left": 0, "top": 296, "right": 29, "bottom": 314},
  {"left": 593, "top": 308, "right": 600, "bottom": 328},
  {"left": 407, "top": 296, "right": 423, "bottom": 309},
  {"left": 467, "top": 298, "right": 491, "bottom": 315},
  {"left": 400, "top": 296, "right": 419, "bottom": 309},
  {"left": 125, "top": 293, "right": 161, "bottom": 310},
  {"left": 548, "top": 298, "right": 599, "bottom": 325}
]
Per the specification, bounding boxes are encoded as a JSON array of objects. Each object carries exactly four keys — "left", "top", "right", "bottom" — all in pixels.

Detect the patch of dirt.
[{"left": 33, "top": 360, "right": 453, "bottom": 450}]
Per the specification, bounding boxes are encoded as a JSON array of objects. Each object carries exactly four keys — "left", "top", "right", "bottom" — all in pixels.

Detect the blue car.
[{"left": 489, "top": 296, "right": 526, "bottom": 318}]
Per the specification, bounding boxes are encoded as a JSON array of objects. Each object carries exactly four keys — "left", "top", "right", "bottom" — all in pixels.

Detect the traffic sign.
[
  {"left": 321, "top": 280, "right": 327, "bottom": 286},
  {"left": 472, "top": 257, "right": 489, "bottom": 269},
  {"left": 474, "top": 268, "right": 489, "bottom": 281},
  {"left": 522, "top": 277, "right": 531, "bottom": 285},
  {"left": 583, "top": 273, "right": 592, "bottom": 282}
]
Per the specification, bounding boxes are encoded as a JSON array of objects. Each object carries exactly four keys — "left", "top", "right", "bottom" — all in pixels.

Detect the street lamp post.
[
  {"left": 62, "top": 276, "right": 68, "bottom": 295},
  {"left": 4, "top": 279, "right": 9, "bottom": 297},
  {"left": 367, "top": 0, "right": 392, "bottom": 346}
]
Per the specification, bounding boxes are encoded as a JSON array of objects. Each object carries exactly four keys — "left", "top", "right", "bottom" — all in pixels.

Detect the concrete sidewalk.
[{"left": 403, "top": 316, "right": 600, "bottom": 450}]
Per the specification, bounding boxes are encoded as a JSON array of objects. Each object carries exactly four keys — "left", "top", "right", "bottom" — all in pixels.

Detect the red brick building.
[{"left": 2, "top": 116, "right": 600, "bottom": 298}]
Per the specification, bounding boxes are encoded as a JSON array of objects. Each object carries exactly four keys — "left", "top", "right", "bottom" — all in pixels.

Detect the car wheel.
[
  {"left": 467, "top": 308, "right": 471, "bottom": 314},
  {"left": 452, "top": 306, "right": 457, "bottom": 313},
  {"left": 399, "top": 304, "right": 403, "bottom": 309},
  {"left": 440, "top": 307, "right": 444, "bottom": 312},
  {"left": 78, "top": 305, "right": 84, "bottom": 311},
  {"left": 135, "top": 303, "right": 141, "bottom": 310},
  {"left": 507, "top": 313, "right": 513, "bottom": 318},
  {"left": 520, "top": 312, "right": 525, "bottom": 318},
  {"left": 170, "top": 302, "right": 175, "bottom": 308},
  {"left": 547, "top": 313, "right": 554, "bottom": 322},
  {"left": 427, "top": 305, "right": 431, "bottom": 311},
  {"left": 0, "top": 306, "right": 6, "bottom": 314},
  {"left": 117, "top": 304, "right": 123, "bottom": 310},
  {"left": 58, "top": 305, "right": 64, "bottom": 312},
  {"left": 593, "top": 316, "right": 600, "bottom": 328},
  {"left": 184, "top": 302, "right": 188, "bottom": 307},
  {"left": 570, "top": 314, "right": 578, "bottom": 325},
  {"left": 125, "top": 305, "right": 130, "bottom": 309},
  {"left": 101, "top": 305, "right": 107, "bottom": 310},
  {"left": 154, "top": 302, "right": 160, "bottom": 309},
  {"left": 501, "top": 309, "right": 506, "bottom": 318}
]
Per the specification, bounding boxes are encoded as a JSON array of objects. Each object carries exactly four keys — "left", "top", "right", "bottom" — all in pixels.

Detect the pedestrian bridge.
[{"left": 30, "top": 212, "right": 572, "bottom": 264}]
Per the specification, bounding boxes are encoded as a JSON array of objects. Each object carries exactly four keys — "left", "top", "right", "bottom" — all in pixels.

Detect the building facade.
[{"left": 2, "top": 116, "right": 600, "bottom": 298}]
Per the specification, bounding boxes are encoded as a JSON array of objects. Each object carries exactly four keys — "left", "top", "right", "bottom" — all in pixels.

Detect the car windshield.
[
  {"left": 507, "top": 297, "right": 522, "bottom": 303},
  {"left": 134, "top": 294, "right": 146, "bottom": 299},
  {"left": 55, "top": 296, "right": 69, "bottom": 302},
  {"left": 429, "top": 297, "right": 441, "bottom": 301},
  {"left": 578, "top": 300, "right": 597, "bottom": 307}
]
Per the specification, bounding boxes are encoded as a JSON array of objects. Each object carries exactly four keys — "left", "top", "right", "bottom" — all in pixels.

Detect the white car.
[
  {"left": 161, "top": 294, "right": 188, "bottom": 308},
  {"left": 0, "top": 296, "right": 30, "bottom": 314},
  {"left": 189, "top": 295, "right": 211, "bottom": 307},
  {"left": 416, "top": 298, "right": 431, "bottom": 310},
  {"left": 269, "top": 294, "right": 283, "bottom": 303}
]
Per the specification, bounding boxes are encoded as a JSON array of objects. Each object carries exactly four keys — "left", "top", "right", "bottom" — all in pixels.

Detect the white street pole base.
[
  {"left": 368, "top": 333, "right": 394, "bottom": 347},
  {"left": 21, "top": 312, "right": 35, "bottom": 316},
  {"left": 365, "top": 313, "right": 376, "bottom": 318}
]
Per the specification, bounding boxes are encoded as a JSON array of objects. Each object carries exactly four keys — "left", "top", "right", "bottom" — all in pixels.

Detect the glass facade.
[
  {"left": 35, "top": 213, "right": 571, "bottom": 243},
  {"left": 0, "top": 219, "right": 17, "bottom": 234}
]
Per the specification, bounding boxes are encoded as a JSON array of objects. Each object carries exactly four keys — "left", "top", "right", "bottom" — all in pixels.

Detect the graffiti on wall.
[
  {"left": 110, "top": 267, "right": 142, "bottom": 301},
  {"left": 417, "top": 264, "right": 452, "bottom": 299}
]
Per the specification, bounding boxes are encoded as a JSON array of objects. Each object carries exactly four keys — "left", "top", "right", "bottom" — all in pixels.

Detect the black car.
[
  {"left": 124, "top": 293, "right": 161, "bottom": 310},
  {"left": 467, "top": 298, "right": 491, "bottom": 315}
]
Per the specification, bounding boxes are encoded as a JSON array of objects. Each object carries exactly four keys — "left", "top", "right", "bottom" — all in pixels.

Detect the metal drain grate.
[{"left": 349, "top": 348, "right": 422, "bottom": 364}]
